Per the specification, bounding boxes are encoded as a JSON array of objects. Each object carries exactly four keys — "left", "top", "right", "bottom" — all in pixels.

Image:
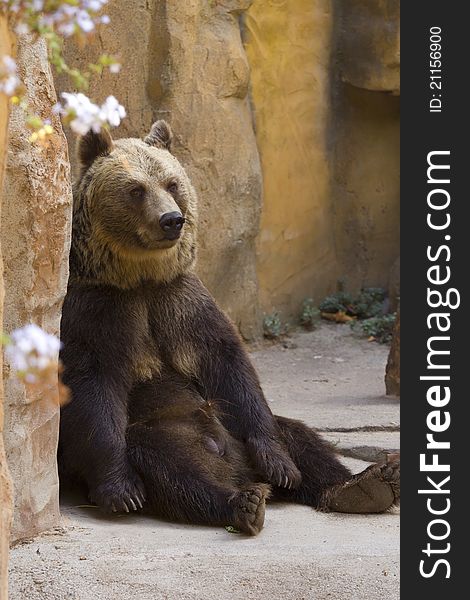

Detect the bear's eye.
[
  {"left": 167, "top": 181, "right": 178, "bottom": 195},
  {"left": 129, "top": 185, "right": 146, "bottom": 201}
]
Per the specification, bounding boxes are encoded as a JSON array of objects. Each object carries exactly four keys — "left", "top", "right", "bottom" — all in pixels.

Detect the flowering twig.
[
  {"left": 3, "top": 1, "right": 110, "bottom": 37},
  {"left": 4, "top": 324, "right": 61, "bottom": 384},
  {"left": 0, "top": 54, "right": 23, "bottom": 96},
  {"left": 3, "top": 324, "right": 70, "bottom": 403},
  {"left": 0, "top": 0, "right": 124, "bottom": 140},
  {"left": 54, "top": 92, "right": 126, "bottom": 135}
]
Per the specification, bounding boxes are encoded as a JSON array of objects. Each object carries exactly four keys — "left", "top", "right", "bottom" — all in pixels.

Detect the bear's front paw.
[
  {"left": 89, "top": 469, "right": 146, "bottom": 514},
  {"left": 247, "top": 436, "right": 302, "bottom": 490}
]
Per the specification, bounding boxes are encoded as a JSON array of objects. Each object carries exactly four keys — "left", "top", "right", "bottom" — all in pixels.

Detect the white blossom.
[
  {"left": 1, "top": 55, "right": 16, "bottom": 71},
  {"left": 2, "top": 0, "right": 18, "bottom": 13},
  {"left": 0, "top": 55, "right": 21, "bottom": 97},
  {"left": 14, "top": 22, "right": 29, "bottom": 35},
  {"left": 55, "top": 92, "right": 126, "bottom": 135},
  {"left": 99, "top": 95, "right": 126, "bottom": 127},
  {"left": 2, "top": 1, "right": 110, "bottom": 37},
  {"left": 5, "top": 324, "right": 62, "bottom": 382},
  {"left": 86, "top": 0, "right": 104, "bottom": 11},
  {"left": 75, "top": 9, "right": 95, "bottom": 33}
]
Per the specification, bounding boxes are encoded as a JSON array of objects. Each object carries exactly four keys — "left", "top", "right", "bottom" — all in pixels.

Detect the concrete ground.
[{"left": 9, "top": 322, "right": 400, "bottom": 600}]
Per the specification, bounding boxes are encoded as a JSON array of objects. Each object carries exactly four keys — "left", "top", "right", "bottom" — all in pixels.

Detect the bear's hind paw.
[
  {"left": 323, "top": 455, "right": 400, "bottom": 514},
  {"left": 229, "top": 484, "right": 271, "bottom": 536}
]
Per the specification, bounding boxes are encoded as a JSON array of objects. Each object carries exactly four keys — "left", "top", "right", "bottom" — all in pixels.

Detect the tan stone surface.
[
  {"left": 385, "top": 305, "right": 400, "bottom": 396},
  {"left": 244, "top": 0, "right": 399, "bottom": 320},
  {"left": 57, "top": 0, "right": 263, "bottom": 339},
  {"left": 388, "top": 255, "right": 400, "bottom": 312},
  {"left": 330, "top": 84, "right": 400, "bottom": 294},
  {"left": 244, "top": 0, "right": 337, "bottom": 322},
  {"left": 0, "top": 13, "right": 15, "bottom": 598},
  {"left": 338, "top": 0, "right": 400, "bottom": 94},
  {"left": 2, "top": 36, "right": 72, "bottom": 543}
]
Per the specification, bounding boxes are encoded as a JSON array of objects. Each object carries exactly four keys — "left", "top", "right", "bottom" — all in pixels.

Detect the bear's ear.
[
  {"left": 144, "top": 120, "right": 173, "bottom": 151},
  {"left": 77, "top": 128, "right": 114, "bottom": 170}
]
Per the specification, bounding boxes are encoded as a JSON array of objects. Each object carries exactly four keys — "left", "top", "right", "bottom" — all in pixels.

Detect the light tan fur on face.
[
  {"left": 118, "top": 157, "right": 132, "bottom": 173},
  {"left": 69, "top": 136, "right": 198, "bottom": 289}
]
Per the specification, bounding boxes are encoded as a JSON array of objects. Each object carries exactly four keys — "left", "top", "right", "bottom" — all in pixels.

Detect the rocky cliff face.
[
  {"left": 338, "top": 0, "right": 400, "bottom": 94},
  {"left": 245, "top": 0, "right": 400, "bottom": 318},
  {"left": 385, "top": 305, "right": 400, "bottom": 396},
  {"left": 244, "top": 0, "right": 337, "bottom": 320},
  {"left": 2, "top": 36, "right": 72, "bottom": 542},
  {"left": 330, "top": 0, "right": 400, "bottom": 296},
  {"left": 0, "top": 11, "right": 15, "bottom": 592}
]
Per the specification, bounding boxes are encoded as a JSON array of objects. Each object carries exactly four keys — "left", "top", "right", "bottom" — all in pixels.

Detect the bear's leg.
[
  {"left": 127, "top": 428, "right": 271, "bottom": 535},
  {"left": 274, "top": 416, "right": 400, "bottom": 513}
]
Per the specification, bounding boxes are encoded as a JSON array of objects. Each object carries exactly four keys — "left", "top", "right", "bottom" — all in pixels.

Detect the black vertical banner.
[{"left": 401, "top": 3, "right": 467, "bottom": 597}]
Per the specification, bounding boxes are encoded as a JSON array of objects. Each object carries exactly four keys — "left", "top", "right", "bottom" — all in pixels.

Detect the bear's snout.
[{"left": 159, "top": 211, "right": 185, "bottom": 240}]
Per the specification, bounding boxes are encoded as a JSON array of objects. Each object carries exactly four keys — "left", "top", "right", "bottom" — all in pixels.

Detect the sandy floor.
[{"left": 9, "top": 323, "right": 400, "bottom": 600}]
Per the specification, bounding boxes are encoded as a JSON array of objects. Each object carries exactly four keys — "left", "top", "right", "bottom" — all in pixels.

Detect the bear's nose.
[{"left": 159, "top": 211, "right": 185, "bottom": 237}]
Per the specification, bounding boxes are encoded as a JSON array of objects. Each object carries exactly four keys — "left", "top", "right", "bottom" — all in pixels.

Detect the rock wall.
[
  {"left": 1, "top": 36, "right": 72, "bottom": 543},
  {"left": 0, "top": 12, "right": 15, "bottom": 594},
  {"left": 338, "top": 0, "right": 400, "bottom": 94},
  {"left": 244, "top": 0, "right": 337, "bottom": 320},
  {"left": 385, "top": 305, "right": 400, "bottom": 396},
  {"left": 330, "top": 0, "right": 400, "bottom": 294},
  {"left": 244, "top": 0, "right": 400, "bottom": 319},
  {"left": 330, "top": 85, "right": 400, "bottom": 293},
  {"left": 57, "top": 0, "right": 263, "bottom": 339}
]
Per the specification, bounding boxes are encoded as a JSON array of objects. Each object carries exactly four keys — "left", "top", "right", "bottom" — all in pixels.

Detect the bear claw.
[
  {"left": 247, "top": 437, "right": 302, "bottom": 490},
  {"left": 88, "top": 470, "right": 146, "bottom": 514}
]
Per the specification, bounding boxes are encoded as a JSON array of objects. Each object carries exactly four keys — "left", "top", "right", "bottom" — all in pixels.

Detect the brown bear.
[{"left": 58, "top": 121, "right": 399, "bottom": 535}]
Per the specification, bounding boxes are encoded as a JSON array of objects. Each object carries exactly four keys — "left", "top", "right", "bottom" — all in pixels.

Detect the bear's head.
[{"left": 70, "top": 121, "right": 198, "bottom": 288}]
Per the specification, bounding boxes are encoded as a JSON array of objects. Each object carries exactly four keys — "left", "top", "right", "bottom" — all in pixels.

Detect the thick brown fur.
[
  {"left": 59, "top": 122, "right": 400, "bottom": 535},
  {"left": 126, "top": 370, "right": 271, "bottom": 534}
]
